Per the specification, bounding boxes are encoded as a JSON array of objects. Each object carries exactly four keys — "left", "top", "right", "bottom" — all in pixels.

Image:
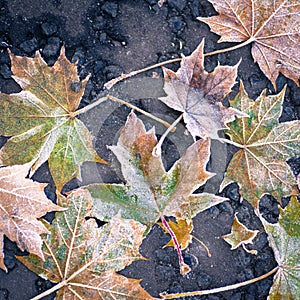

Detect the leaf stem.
[
  {"left": 160, "top": 266, "right": 278, "bottom": 299},
  {"left": 152, "top": 114, "right": 183, "bottom": 157},
  {"left": 74, "top": 95, "right": 173, "bottom": 131},
  {"left": 217, "top": 137, "right": 244, "bottom": 148},
  {"left": 161, "top": 216, "right": 191, "bottom": 275},
  {"left": 104, "top": 37, "right": 255, "bottom": 90},
  {"left": 191, "top": 234, "right": 211, "bottom": 257},
  {"left": 30, "top": 280, "right": 68, "bottom": 300},
  {"left": 107, "top": 95, "right": 174, "bottom": 131}
]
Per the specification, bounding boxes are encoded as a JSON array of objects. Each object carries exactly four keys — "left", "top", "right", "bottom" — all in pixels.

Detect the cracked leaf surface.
[
  {"left": 0, "top": 48, "right": 105, "bottom": 191},
  {"left": 18, "top": 189, "right": 155, "bottom": 299},
  {"left": 159, "top": 40, "right": 244, "bottom": 140},
  {"left": 199, "top": 0, "right": 300, "bottom": 88},
  {"left": 221, "top": 82, "right": 300, "bottom": 208},
  {"left": 0, "top": 163, "right": 63, "bottom": 271},
  {"left": 262, "top": 196, "right": 300, "bottom": 299}
]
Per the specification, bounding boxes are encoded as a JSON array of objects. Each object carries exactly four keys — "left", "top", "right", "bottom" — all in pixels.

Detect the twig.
[
  {"left": 160, "top": 266, "right": 278, "bottom": 299},
  {"left": 104, "top": 38, "right": 255, "bottom": 90}
]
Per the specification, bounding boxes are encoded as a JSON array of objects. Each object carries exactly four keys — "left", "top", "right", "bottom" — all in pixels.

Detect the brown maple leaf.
[
  {"left": 0, "top": 163, "right": 64, "bottom": 271},
  {"left": 0, "top": 47, "right": 106, "bottom": 191},
  {"left": 159, "top": 39, "right": 244, "bottom": 140},
  {"left": 18, "top": 189, "right": 156, "bottom": 299},
  {"left": 199, "top": 0, "right": 300, "bottom": 88}
]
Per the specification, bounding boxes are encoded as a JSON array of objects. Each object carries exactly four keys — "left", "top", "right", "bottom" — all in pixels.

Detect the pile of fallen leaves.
[{"left": 0, "top": 0, "right": 299, "bottom": 299}]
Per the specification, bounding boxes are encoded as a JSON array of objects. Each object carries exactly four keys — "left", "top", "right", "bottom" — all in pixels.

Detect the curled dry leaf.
[
  {"left": 261, "top": 196, "right": 300, "bottom": 299},
  {"left": 222, "top": 213, "right": 258, "bottom": 254},
  {"left": 199, "top": 0, "right": 300, "bottom": 89},
  {"left": 87, "top": 112, "right": 227, "bottom": 227},
  {"left": 18, "top": 189, "right": 155, "bottom": 299},
  {"left": 0, "top": 47, "right": 106, "bottom": 191},
  {"left": 159, "top": 39, "right": 245, "bottom": 140},
  {"left": 0, "top": 163, "right": 64, "bottom": 271},
  {"left": 221, "top": 82, "right": 300, "bottom": 209}
]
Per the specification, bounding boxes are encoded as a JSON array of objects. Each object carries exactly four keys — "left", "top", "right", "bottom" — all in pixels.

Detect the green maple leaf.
[
  {"left": 221, "top": 82, "right": 300, "bottom": 208},
  {"left": 86, "top": 111, "right": 227, "bottom": 230},
  {"left": 0, "top": 48, "right": 106, "bottom": 191},
  {"left": 262, "top": 196, "right": 300, "bottom": 299},
  {"left": 18, "top": 189, "right": 155, "bottom": 299}
]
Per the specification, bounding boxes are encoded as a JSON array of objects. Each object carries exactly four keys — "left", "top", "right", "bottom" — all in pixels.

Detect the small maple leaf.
[
  {"left": 221, "top": 81, "right": 300, "bottom": 209},
  {"left": 0, "top": 47, "right": 106, "bottom": 191},
  {"left": 18, "top": 189, "right": 155, "bottom": 299},
  {"left": 261, "top": 196, "right": 300, "bottom": 299},
  {"left": 222, "top": 213, "right": 258, "bottom": 254},
  {"left": 199, "top": 0, "right": 300, "bottom": 88},
  {"left": 158, "top": 219, "right": 193, "bottom": 251},
  {"left": 0, "top": 163, "right": 64, "bottom": 271},
  {"left": 159, "top": 39, "right": 244, "bottom": 140}
]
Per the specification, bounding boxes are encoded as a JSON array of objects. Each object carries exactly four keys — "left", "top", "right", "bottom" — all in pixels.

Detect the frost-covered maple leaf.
[
  {"left": 0, "top": 48, "right": 106, "bottom": 191},
  {"left": 0, "top": 163, "right": 64, "bottom": 271},
  {"left": 221, "top": 82, "right": 300, "bottom": 208},
  {"left": 199, "top": 0, "right": 300, "bottom": 88},
  {"left": 159, "top": 39, "right": 244, "bottom": 140},
  {"left": 18, "top": 189, "right": 155, "bottom": 299}
]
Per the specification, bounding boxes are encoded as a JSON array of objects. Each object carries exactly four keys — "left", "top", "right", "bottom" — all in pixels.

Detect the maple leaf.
[
  {"left": 198, "top": 0, "right": 300, "bottom": 89},
  {"left": 0, "top": 48, "right": 106, "bottom": 191},
  {"left": 0, "top": 163, "right": 64, "bottom": 271},
  {"left": 159, "top": 39, "right": 245, "bottom": 140},
  {"left": 221, "top": 81, "right": 300, "bottom": 209},
  {"left": 261, "top": 196, "right": 300, "bottom": 299},
  {"left": 87, "top": 111, "right": 227, "bottom": 227},
  {"left": 222, "top": 213, "right": 258, "bottom": 254},
  {"left": 18, "top": 189, "right": 155, "bottom": 299},
  {"left": 158, "top": 219, "right": 193, "bottom": 251}
]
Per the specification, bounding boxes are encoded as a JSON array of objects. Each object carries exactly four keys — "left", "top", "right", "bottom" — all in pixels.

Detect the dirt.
[{"left": 0, "top": 0, "right": 299, "bottom": 299}]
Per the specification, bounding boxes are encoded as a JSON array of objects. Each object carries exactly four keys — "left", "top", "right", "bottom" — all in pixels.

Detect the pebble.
[
  {"left": 101, "top": 2, "right": 118, "bottom": 18},
  {"left": 92, "top": 16, "right": 106, "bottom": 31},
  {"left": 168, "top": 16, "right": 185, "bottom": 32},
  {"left": 72, "top": 48, "right": 85, "bottom": 65},
  {"left": 219, "top": 201, "right": 234, "bottom": 216},
  {"left": 41, "top": 22, "right": 58, "bottom": 36},
  {"left": 19, "top": 37, "right": 38, "bottom": 53},
  {"left": 4, "top": 254, "right": 16, "bottom": 270},
  {"left": 190, "top": 0, "right": 200, "bottom": 19},
  {"left": 208, "top": 205, "right": 219, "bottom": 218},
  {"left": 93, "top": 60, "right": 104, "bottom": 74},
  {"left": 0, "top": 64, "right": 12, "bottom": 79},
  {"left": 225, "top": 183, "right": 241, "bottom": 202},
  {"left": 167, "top": 0, "right": 187, "bottom": 11},
  {"left": 168, "top": 281, "right": 183, "bottom": 293},
  {"left": 183, "top": 253, "right": 198, "bottom": 269},
  {"left": 230, "top": 292, "right": 242, "bottom": 300},
  {"left": 103, "top": 65, "right": 123, "bottom": 81},
  {"left": 254, "top": 232, "right": 268, "bottom": 250},
  {"left": 43, "top": 37, "right": 61, "bottom": 57},
  {"left": 70, "top": 82, "right": 81, "bottom": 93},
  {"left": 196, "top": 272, "right": 212, "bottom": 289},
  {"left": 35, "top": 278, "right": 53, "bottom": 293}
]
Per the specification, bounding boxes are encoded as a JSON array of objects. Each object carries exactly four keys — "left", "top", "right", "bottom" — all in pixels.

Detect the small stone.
[
  {"left": 183, "top": 253, "right": 198, "bottom": 269},
  {"left": 208, "top": 206, "right": 219, "bottom": 218},
  {"left": 254, "top": 232, "right": 268, "bottom": 250},
  {"left": 103, "top": 65, "right": 123, "bottom": 81},
  {"left": 190, "top": 0, "right": 200, "bottom": 19},
  {"left": 19, "top": 37, "right": 38, "bottom": 53},
  {"left": 41, "top": 22, "right": 58, "bottom": 36},
  {"left": 168, "top": 16, "right": 185, "bottom": 32},
  {"left": 43, "top": 37, "right": 61, "bottom": 57},
  {"left": 219, "top": 201, "right": 234, "bottom": 216},
  {"left": 94, "top": 60, "right": 105, "bottom": 73},
  {"left": 4, "top": 254, "right": 16, "bottom": 270},
  {"left": 72, "top": 48, "right": 85, "bottom": 65},
  {"left": 145, "top": 0, "right": 157, "bottom": 5},
  {"left": 196, "top": 272, "right": 212, "bottom": 289},
  {"left": 168, "top": 0, "right": 187, "bottom": 11},
  {"left": 0, "top": 64, "right": 12, "bottom": 79},
  {"left": 35, "top": 278, "right": 53, "bottom": 293},
  {"left": 168, "top": 281, "right": 183, "bottom": 293},
  {"left": 102, "top": 2, "right": 118, "bottom": 18},
  {"left": 70, "top": 82, "right": 81, "bottom": 93},
  {"left": 99, "top": 32, "right": 108, "bottom": 43},
  {"left": 92, "top": 16, "right": 106, "bottom": 31},
  {"left": 249, "top": 74, "right": 261, "bottom": 88},
  {"left": 225, "top": 183, "right": 241, "bottom": 202}
]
